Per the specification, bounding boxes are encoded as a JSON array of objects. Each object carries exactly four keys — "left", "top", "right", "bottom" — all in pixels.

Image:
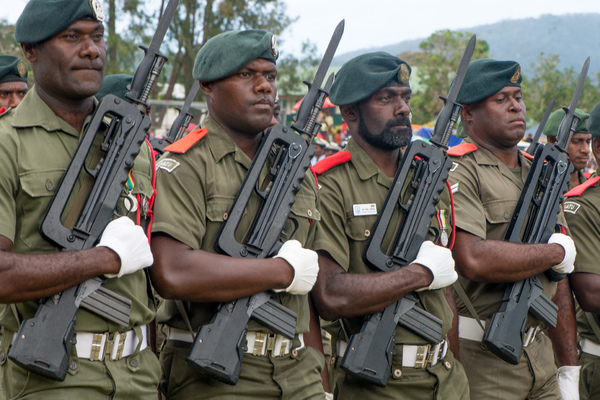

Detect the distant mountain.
[{"left": 331, "top": 13, "right": 600, "bottom": 78}]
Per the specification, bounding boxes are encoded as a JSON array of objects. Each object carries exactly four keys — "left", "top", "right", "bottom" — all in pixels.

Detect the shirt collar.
[
  {"left": 346, "top": 138, "right": 395, "bottom": 188},
  {"left": 201, "top": 114, "right": 253, "bottom": 169}
]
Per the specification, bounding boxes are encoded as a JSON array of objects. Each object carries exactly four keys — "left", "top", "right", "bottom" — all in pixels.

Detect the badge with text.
[
  {"left": 156, "top": 158, "right": 180, "bottom": 173},
  {"left": 564, "top": 202, "right": 580, "bottom": 214},
  {"left": 353, "top": 203, "right": 377, "bottom": 216}
]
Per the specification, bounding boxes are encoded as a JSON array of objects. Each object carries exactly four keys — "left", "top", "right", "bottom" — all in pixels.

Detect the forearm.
[
  {"left": 452, "top": 230, "right": 564, "bottom": 283},
  {"left": 547, "top": 279, "right": 578, "bottom": 366},
  {"left": 151, "top": 234, "right": 294, "bottom": 302},
  {"left": 313, "top": 251, "right": 432, "bottom": 321},
  {"left": 0, "top": 246, "right": 120, "bottom": 303}
]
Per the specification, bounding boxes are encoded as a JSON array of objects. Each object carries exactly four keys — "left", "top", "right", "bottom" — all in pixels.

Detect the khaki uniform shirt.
[
  {"left": 152, "top": 114, "right": 320, "bottom": 334},
  {"left": 564, "top": 171, "right": 600, "bottom": 344},
  {"left": 312, "top": 138, "right": 455, "bottom": 344},
  {"left": 0, "top": 86, "right": 156, "bottom": 333},
  {"left": 448, "top": 137, "right": 563, "bottom": 322}
]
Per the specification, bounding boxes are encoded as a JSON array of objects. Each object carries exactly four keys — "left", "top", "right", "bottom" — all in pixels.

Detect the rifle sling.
[
  {"left": 175, "top": 300, "right": 195, "bottom": 337},
  {"left": 452, "top": 280, "right": 486, "bottom": 332},
  {"left": 584, "top": 311, "right": 600, "bottom": 344}
]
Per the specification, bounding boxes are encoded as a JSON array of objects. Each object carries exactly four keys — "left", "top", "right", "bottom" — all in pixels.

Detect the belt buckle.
[
  {"left": 89, "top": 333, "right": 107, "bottom": 361},
  {"left": 523, "top": 325, "right": 539, "bottom": 348},
  {"left": 252, "top": 332, "right": 269, "bottom": 355},
  {"left": 414, "top": 344, "right": 431, "bottom": 369},
  {"left": 107, "top": 331, "right": 128, "bottom": 361}
]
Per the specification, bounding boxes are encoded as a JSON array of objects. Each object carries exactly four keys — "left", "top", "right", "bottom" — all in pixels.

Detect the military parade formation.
[{"left": 0, "top": 0, "right": 599, "bottom": 399}]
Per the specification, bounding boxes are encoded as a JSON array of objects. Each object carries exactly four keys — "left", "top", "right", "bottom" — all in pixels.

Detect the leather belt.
[
  {"left": 458, "top": 315, "right": 540, "bottom": 347},
  {"left": 336, "top": 339, "right": 447, "bottom": 369},
  {"left": 580, "top": 337, "right": 600, "bottom": 357},
  {"left": 167, "top": 327, "right": 304, "bottom": 357}
]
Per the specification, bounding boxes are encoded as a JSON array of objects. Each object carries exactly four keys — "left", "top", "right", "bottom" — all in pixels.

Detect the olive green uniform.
[
  {"left": 448, "top": 137, "right": 563, "bottom": 399},
  {"left": 0, "top": 87, "right": 160, "bottom": 399},
  {"left": 312, "top": 138, "right": 469, "bottom": 399},
  {"left": 563, "top": 172, "right": 600, "bottom": 400},
  {"left": 152, "top": 114, "right": 325, "bottom": 399}
]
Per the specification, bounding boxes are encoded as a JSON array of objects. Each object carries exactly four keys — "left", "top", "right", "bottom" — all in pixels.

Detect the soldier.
[
  {"left": 564, "top": 102, "right": 600, "bottom": 400},
  {"left": 447, "top": 59, "right": 579, "bottom": 399},
  {"left": 0, "top": 55, "right": 28, "bottom": 112},
  {"left": 310, "top": 52, "right": 469, "bottom": 399},
  {"left": 543, "top": 108, "right": 591, "bottom": 189},
  {"left": 0, "top": 0, "right": 159, "bottom": 399},
  {"left": 149, "top": 30, "right": 325, "bottom": 399},
  {"left": 311, "top": 137, "right": 328, "bottom": 165}
]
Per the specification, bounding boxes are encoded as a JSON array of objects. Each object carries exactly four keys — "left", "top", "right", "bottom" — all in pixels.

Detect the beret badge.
[
  {"left": 270, "top": 35, "right": 279, "bottom": 59},
  {"left": 398, "top": 63, "right": 410, "bottom": 85},
  {"left": 510, "top": 66, "right": 521, "bottom": 84},
  {"left": 17, "top": 61, "right": 27, "bottom": 78},
  {"left": 90, "top": 0, "right": 105, "bottom": 22}
]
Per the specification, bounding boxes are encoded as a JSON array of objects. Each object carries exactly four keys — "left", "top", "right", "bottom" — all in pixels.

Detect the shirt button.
[
  {"left": 307, "top": 209, "right": 313, "bottom": 217},
  {"left": 393, "top": 368, "right": 402, "bottom": 378},
  {"left": 129, "top": 358, "right": 138, "bottom": 367},
  {"left": 504, "top": 213, "right": 510, "bottom": 220},
  {"left": 365, "top": 229, "right": 371, "bottom": 237},
  {"left": 330, "top": 356, "right": 336, "bottom": 365},
  {"left": 291, "top": 348, "right": 298, "bottom": 358},
  {"left": 444, "top": 361, "right": 452, "bottom": 369},
  {"left": 45, "top": 179, "right": 53, "bottom": 191},
  {"left": 223, "top": 212, "right": 228, "bottom": 220},
  {"left": 69, "top": 361, "right": 78, "bottom": 371}
]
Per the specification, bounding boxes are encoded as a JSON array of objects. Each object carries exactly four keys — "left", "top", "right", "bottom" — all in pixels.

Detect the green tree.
[
  {"left": 408, "top": 30, "right": 489, "bottom": 125},
  {"left": 276, "top": 40, "right": 320, "bottom": 96},
  {"left": 523, "top": 53, "right": 599, "bottom": 123}
]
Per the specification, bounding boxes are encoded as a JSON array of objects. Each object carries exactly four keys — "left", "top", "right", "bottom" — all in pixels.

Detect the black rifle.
[
  {"left": 483, "top": 57, "right": 590, "bottom": 365},
  {"left": 525, "top": 99, "right": 555, "bottom": 156},
  {"left": 152, "top": 80, "right": 200, "bottom": 156},
  {"left": 8, "top": 0, "right": 179, "bottom": 381},
  {"left": 340, "top": 35, "right": 476, "bottom": 387},
  {"left": 185, "top": 20, "right": 344, "bottom": 385}
]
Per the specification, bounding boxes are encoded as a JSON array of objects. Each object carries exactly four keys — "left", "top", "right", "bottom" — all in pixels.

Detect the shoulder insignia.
[
  {"left": 164, "top": 128, "right": 208, "bottom": 154},
  {"left": 565, "top": 176, "right": 600, "bottom": 198},
  {"left": 311, "top": 151, "right": 352, "bottom": 175},
  {"left": 520, "top": 150, "right": 534, "bottom": 160},
  {"left": 447, "top": 143, "right": 477, "bottom": 157}
]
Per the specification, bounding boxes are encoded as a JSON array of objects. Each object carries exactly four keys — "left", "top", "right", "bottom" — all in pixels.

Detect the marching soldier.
[{"left": 0, "top": 55, "right": 28, "bottom": 112}]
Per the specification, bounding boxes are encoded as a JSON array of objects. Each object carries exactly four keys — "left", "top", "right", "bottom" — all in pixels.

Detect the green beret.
[
  {"left": 587, "top": 103, "right": 600, "bottom": 138},
  {"left": 193, "top": 30, "right": 278, "bottom": 81},
  {"left": 456, "top": 59, "right": 522, "bottom": 105},
  {"left": 15, "top": 0, "right": 104, "bottom": 44},
  {"left": 0, "top": 55, "right": 28, "bottom": 84},
  {"left": 96, "top": 74, "right": 132, "bottom": 101},
  {"left": 329, "top": 52, "right": 411, "bottom": 106},
  {"left": 542, "top": 108, "right": 589, "bottom": 137}
]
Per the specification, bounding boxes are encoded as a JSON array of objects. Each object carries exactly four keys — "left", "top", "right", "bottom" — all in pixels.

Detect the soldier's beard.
[{"left": 356, "top": 108, "right": 412, "bottom": 150}]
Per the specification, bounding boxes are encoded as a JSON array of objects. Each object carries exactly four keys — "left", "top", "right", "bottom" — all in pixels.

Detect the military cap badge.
[
  {"left": 270, "top": 35, "right": 279, "bottom": 59},
  {"left": 398, "top": 63, "right": 410, "bottom": 85},
  {"left": 17, "top": 61, "right": 26, "bottom": 78},
  {"left": 510, "top": 66, "right": 521, "bottom": 84},
  {"left": 90, "top": 0, "right": 105, "bottom": 22}
]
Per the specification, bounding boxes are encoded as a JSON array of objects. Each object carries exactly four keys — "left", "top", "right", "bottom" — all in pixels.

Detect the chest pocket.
[
  {"left": 287, "top": 192, "right": 320, "bottom": 242},
  {"left": 345, "top": 213, "right": 378, "bottom": 243},
  {"left": 18, "top": 169, "right": 65, "bottom": 250}
]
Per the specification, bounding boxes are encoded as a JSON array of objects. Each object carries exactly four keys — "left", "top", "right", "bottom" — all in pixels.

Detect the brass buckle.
[
  {"left": 107, "top": 331, "right": 128, "bottom": 360},
  {"left": 414, "top": 344, "right": 431, "bottom": 369},
  {"left": 89, "top": 333, "right": 107, "bottom": 361}
]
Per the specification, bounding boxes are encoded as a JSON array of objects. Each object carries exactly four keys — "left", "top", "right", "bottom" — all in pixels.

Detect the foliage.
[
  {"left": 408, "top": 30, "right": 489, "bottom": 124},
  {"left": 276, "top": 40, "right": 320, "bottom": 96}
]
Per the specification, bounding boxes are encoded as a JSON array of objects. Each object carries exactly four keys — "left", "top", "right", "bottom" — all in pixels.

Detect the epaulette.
[
  {"left": 163, "top": 128, "right": 208, "bottom": 154},
  {"left": 520, "top": 150, "right": 534, "bottom": 160},
  {"left": 312, "top": 151, "right": 352, "bottom": 175},
  {"left": 447, "top": 143, "right": 477, "bottom": 157},
  {"left": 565, "top": 176, "right": 600, "bottom": 198},
  {"left": 0, "top": 107, "right": 10, "bottom": 120},
  {"left": 0, "top": 107, "right": 5, "bottom": 115}
]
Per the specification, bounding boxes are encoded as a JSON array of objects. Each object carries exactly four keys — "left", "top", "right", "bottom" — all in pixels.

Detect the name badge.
[{"left": 353, "top": 203, "right": 377, "bottom": 216}]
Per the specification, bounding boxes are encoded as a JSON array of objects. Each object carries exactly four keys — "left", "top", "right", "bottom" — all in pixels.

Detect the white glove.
[
  {"left": 97, "top": 216, "right": 154, "bottom": 278},
  {"left": 557, "top": 365, "right": 580, "bottom": 400},
  {"left": 548, "top": 233, "right": 576, "bottom": 274},
  {"left": 413, "top": 241, "right": 457, "bottom": 291},
  {"left": 325, "top": 393, "right": 334, "bottom": 400},
  {"left": 273, "top": 240, "right": 319, "bottom": 295}
]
